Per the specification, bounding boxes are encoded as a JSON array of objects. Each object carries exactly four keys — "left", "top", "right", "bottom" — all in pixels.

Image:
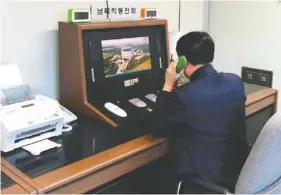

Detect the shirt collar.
[{"left": 190, "top": 64, "right": 218, "bottom": 81}]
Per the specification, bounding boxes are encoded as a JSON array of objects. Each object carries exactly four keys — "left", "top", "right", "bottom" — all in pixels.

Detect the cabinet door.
[
  {"left": 246, "top": 105, "right": 273, "bottom": 147},
  {"left": 88, "top": 157, "right": 174, "bottom": 194}
]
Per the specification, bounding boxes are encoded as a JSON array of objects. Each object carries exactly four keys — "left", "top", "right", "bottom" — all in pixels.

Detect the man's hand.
[{"left": 163, "top": 60, "right": 185, "bottom": 92}]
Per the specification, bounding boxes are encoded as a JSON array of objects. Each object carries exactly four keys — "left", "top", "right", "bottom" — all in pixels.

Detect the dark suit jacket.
[{"left": 152, "top": 64, "right": 248, "bottom": 189}]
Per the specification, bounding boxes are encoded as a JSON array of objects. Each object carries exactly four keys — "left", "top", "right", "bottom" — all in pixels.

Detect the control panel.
[
  {"left": 145, "top": 93, "right": 157, "bottom": 102},
  {"left": 104, "top": 102, "right": 127, "bottom": 117},
  {"left": 129, "top": 98, "right": 147, "bottom": 107},
  {"left": 103, "top": 93, "right": 158, "bottom": 118}
]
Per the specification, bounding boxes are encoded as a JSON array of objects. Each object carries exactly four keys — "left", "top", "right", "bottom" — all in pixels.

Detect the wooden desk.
[
  {"left": 2, "top": 136, "right": 167, "bottom": 194},
  {"left": 1, "top": 84, "right": 278, "bottom": 194},
  {"left": 1, "top": 163, "right": 36, "bottom": 194},
  {"left": 245, "top": 84, "right": 278, "bottom": 116},
  {"left": 244, "top": 84, "right": 278, "bottom": 146}
]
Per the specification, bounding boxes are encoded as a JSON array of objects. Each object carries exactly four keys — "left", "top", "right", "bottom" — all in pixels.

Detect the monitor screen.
[{"left": 102, "top": 36, "right": 152, "bottom": 78}]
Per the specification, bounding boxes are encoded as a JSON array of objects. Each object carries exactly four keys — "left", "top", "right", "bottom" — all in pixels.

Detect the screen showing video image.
[{"left": 102, "top": 36, "right": 152, "bottom": 78}]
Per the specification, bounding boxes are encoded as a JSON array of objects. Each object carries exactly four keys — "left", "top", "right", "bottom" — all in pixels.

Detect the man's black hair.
[{"left": 176, "top": 31, "right": 215, "bottom": 65}]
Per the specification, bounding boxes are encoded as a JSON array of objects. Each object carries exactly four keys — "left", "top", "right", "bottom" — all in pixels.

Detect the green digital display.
[{"left": 75, "top": 12, "right": 89, "bottom": 20}]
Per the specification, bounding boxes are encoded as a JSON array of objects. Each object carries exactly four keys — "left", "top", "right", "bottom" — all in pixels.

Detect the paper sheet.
[
  {"left": 22, "top": 139, "right": 61, "bottom": 156},
  {"left": 0, "top": 64, "right": 23, "bottom": 89}
]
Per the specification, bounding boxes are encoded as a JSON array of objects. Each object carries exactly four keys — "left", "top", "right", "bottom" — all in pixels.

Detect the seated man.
[{"left": 152, "top": 31, "right": 248, "bottom": 193}]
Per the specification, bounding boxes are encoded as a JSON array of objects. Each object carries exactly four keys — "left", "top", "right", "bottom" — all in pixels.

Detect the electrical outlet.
[{"left": 241, "top": 66, "right": 273, "bottom": 88}]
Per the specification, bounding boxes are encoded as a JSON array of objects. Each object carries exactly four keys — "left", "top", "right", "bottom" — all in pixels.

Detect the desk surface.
[
  {"left": 1, "top": 164, "right": 36, "bottom": 194},
  {"left": 1, "top": 83, "right": 278, "bottom": 193},
  {"left": 1, "top": 115, "right": 150, "bottom": 179},
  {"left": 1, "top": 173, "right": 15, "bottom": 189},
  {"left": 244, "top": 84, "right": 264, "bottom": 95}
]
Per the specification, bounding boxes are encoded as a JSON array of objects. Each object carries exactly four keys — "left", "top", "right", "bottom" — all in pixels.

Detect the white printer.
[
  {"left": 0, "top": 65, "right": 65, "bottom": 153},
  {"left": 0, "top": 85, "right": 64, "bottom": 152}
]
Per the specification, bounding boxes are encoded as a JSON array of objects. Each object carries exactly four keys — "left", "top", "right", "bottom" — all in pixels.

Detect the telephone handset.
[
  {"left": 59, "top": 105, "right": 77, "bottom": 133},
  {"left": 176, "top": 56, "right": 187, "bottom": 73}
]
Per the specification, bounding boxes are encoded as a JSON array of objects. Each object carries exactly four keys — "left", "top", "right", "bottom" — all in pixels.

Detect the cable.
[
  {"left": 178, "top": 0, "right": 181, "bottom": 31},
  {"left": 106, "top": 0, "right": 110, "bottom": 20},
  {"left": 177, "top": 181, "right": 183, "bottom": 194},
  {"left": 62, "top": 124, "right": 72, "bottom": 133}
]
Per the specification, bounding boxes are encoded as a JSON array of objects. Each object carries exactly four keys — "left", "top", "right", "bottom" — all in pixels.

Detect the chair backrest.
[
  {"left": 258, "top": 177, "right": 281, "bottom": 194},
  {"left": 235, "top": 112, "right": 281, "bottom": 194}
]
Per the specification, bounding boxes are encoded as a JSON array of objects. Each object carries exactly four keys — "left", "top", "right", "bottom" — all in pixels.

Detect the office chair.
[{"left": 178, "top": 112, "right": 281, "bottom": 194}]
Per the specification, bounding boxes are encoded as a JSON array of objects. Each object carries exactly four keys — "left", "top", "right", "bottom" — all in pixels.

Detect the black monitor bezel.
[{"left": 82, "top": 24, "right": 168, "bottom": 103}]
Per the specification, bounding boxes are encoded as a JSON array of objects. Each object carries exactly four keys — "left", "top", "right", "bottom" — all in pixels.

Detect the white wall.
[
  {"left": 180, "top": 0, "right": 209, "bottom": 32},
  {"left": 209, "top": 1, "right": 281, "bottom": 111},
  {"left": 1, "top": 0, "right": 206, "bottom": 99},
  {"left": 0, "top": 1, "right": 3, "bottom": 62}
]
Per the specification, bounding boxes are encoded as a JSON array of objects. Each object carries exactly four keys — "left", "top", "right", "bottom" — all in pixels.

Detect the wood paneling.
[
  {"left": 1, "top": 165, "right": 35, "bottom": 194},
  {"left": 77, "top": 19, "right": 168, "bottom": 30},
  {"left": 59, "top": 19, "right": 170, "bottom": 127},
  {"left": 48, "top": 141, "right": 168, "bottom": 194},
  {"left": 274, "top": 90, "right": 278, "bottom": 113},
  {"left": 246, "top": 95, "right": 276, "bottom": 116},
  {"left": 33, "top": 135, "right": 166, "bottom": 193},
  {"left": 246, "top": 87, "right": 277, "bottom": 107},
  {"left": 58, "top": 21, "right": 117, "bottom": 127},
  {"left": 1, "top": 183, "right": 28, "bottom": 194},
  {"left": 245, "top": 85, "right": 277, "bottom": 116}
]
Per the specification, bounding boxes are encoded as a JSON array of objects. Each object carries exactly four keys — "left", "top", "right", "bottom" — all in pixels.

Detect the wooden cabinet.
[{"left": 89, "top": 157, "right": 174, "bottom": 194}]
